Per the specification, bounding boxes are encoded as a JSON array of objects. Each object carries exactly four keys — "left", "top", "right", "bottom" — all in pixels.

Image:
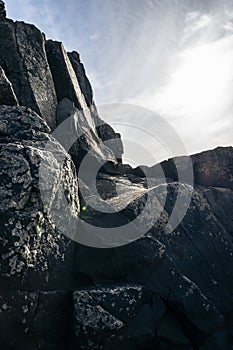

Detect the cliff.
[{"left": 0, "top": 6, "right": 233, "bottom": 350}]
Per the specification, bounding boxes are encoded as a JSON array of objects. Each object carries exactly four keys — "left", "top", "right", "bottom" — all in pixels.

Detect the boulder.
[
  {"left": 0, "top": 105, "right": 79, "bottom": 290},
  {"left": 73, "top": 285, "right": 166, "bottom": 350}
]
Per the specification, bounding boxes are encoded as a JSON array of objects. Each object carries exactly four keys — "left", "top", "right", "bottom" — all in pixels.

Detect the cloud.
[{"left": 123, "top": 5, "right": 233, "bottom": 160}]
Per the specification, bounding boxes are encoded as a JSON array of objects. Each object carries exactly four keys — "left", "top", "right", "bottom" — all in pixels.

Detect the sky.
[{"left": 6, "top": 0, "right": 233, "bottom": 165}]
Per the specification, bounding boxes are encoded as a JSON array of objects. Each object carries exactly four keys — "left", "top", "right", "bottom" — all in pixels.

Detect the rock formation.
[
  {"left": 0, "top": 18, "right": 57, "bottom": 129},
  {"left": 0, "top": 66, "right": 18, "bottom": 105},
  {"left": 0, "top": 1, "right": 6, "bottom": 20},
  {"left": 0, "top": 12, "right": 233, "bottom": 350},
  {"left": 0, "top": 105, "right": 79, "bottom": 291}
]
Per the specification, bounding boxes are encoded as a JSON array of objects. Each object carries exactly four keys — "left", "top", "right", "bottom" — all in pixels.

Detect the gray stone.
[
  {"left": 137, "top": 146, "right": 233, "bottom": 190},
  {"left": 0, "top": 106, "right": 79, "bottom": 290},
  {"left": 0, "top": 66, "right": 18, "bottom": 105},
  {"left": 73, "top": 285, "right": 166, "bottom": 350},
  {"left": 60, "top": 50, "right": 124, "bottom": 161},
  {"left": 96, "top": 119, "right": 124, "bottom": 161},
  {"left": 0, "top": 19, "right": 57, "bottom": 129},
  {"left": 46, "top": 40, "right": 87, "bottom": 111},
  {"left": 54, "top": 98, "right": 118, "bottom": 175},
  {"left": 68, "top": 51, "right": 94, "bottom": 107}
]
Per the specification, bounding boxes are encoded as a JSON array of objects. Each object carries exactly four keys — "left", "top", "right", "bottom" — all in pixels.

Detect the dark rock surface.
[
  {"left": 76, "top": 174, "right": 233, "bottom": 348},
  {"left": 0, "top": 19, "right": 57, "bottom": 129},
  {"left": 0, "top": 290, "right": 73, "bottom": 350},
  {"left": 96, "top": 121, "right": 124, "bottom": 162},
  {"left": 134, "top": 146, "right": 233, "bottom": 190},
  {"left": 46, "top": 40, "right": 87, "bottom": 112},
  {"left": 73, "top": 285, "right": 166, "bottom": 350},
  {"left": 47, "top": 42, "right": 124, "bottom": 162},
  {"left": 0, "top": 106, "right": 79, "bottom": 291},
  {"left": 68, "top": 51, "right": 94, "bottom": 108},
  {"left": 0, "top": 66, "right": 18, "bottom": 106},
  {"left": 55, "top": 98, "right": 118, "bottom": 176},
  {"left": 0, "top": 1, "right": 6, "bottom": 20},
  {"left": 67, "top": 51, "right": 124, "bottom": 161}
]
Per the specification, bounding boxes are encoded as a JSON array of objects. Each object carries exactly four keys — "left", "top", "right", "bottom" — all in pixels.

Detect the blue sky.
[{"left": 6, "top": 0, "right": 233, "bottom": 165}]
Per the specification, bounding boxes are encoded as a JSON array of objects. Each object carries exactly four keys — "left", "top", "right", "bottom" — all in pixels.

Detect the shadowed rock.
[
  {"left": 68, "top": 51, "right": 94, "bottom": 108},
  {"left": 46, "top": 40, "right": 87, "bottom": 111},
  {"left": 0, "top": 66, "right": 18, "bottom": 105},
  {"left": 0, "top": 105, "right": 79, "bottom": 290},
  {"left": 134, "top": 146, "right": 233, "bottom": 190},
  {"left": 66, "top": 50, "right": 124, "bottom": 161},
  {"left": 0, "top": 1, "right": 6, "bottom": 20},
  {"left": 0, "top": 19, "right": 57, "bottom": 129}
]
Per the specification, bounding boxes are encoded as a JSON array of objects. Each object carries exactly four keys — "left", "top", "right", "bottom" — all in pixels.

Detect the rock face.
[
  {"left": 0, "top": 66, "right": 18, "bottom": 106},
  {"left": 76, "top": 178, "right": 233, "bottom": 349},
  {"left": 46, "top": 40, "right": 88, "bottom": 112},
  {"left": 134, "top": 146, "right": 233, "bottom": 190},
  {"left": 0, "top": 13, "right": 233, "bottom": 350},
  {"left": 0, "top": 1, "right": 6, "bottom": 20},
  {"left": 0, "top": 16, "right": 123, "bottom": 162},
  {"left": 0, "top": 19, "right": 57, "bottom": 129},
  {"left": 67, "top": 51, "right": 94, "bottom": 108},
  {"left": 54, "top": 98, "right": 118, "bottom": 176},
  {"left": 0, "top": 105, "right": 79, "bottom": 290},
  {"left": 0, "top": 290, "right": 73, "bottom": 350},
  {"left": 46, "top": 42, "right": 123, "bottom": 162},
  {"left": 67, "top": 50, "right": 124, "bottom": 161}
]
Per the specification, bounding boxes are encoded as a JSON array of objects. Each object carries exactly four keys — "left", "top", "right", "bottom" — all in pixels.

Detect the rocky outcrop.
[
  {"left": 76, "top": 169, "right": 233, "bottom": 348},
  {"left": 46, "top": 40, "right": 88, "bottom": 113},
  {"left": 73, "top": 285, "right": 166, "bottom": 350},
  {"left": 47, "top": 42, "right": 123, "bottom": 162},
  {"left": 0, "top": 19, "right": 57, "bottom": 129},
  {"left": 1, "top": 11, "right": 233, "bottom": 350},
  {"left": 55, "top": 98, "right": 118, "bottom": 177},
  {"left": 96, "top": 121, "right": 124, "bottom": 162},
  {"left": 0, "top": 66, "right": 18, "bottom": 106},
  {"left": 134, "top": 146, "right": 233, "bottom": 190},
  {"left": 67, "top": 50, "right": 124, "bottom": 160},
  {"left": 0, "top": 13, "right": 123, "bottom": 163},
  {"left": 68, "top": 51, "right": 94, "bottom": 108},
  {"left": 0, "top": 105, "right": 79, "bottom": 290}
]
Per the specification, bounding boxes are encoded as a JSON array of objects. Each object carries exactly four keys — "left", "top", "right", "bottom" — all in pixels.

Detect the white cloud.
[
  {"left": 89, "top": 33, "right": 99, "bottom": 41},
  {"left": 123, "top": 6, "right": 233, "bottom": 160}
]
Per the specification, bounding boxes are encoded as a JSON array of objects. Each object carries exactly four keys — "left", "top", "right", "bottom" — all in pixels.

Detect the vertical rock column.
[
  {"left": 68, "top": 50, "right": 124, "bottom": 162},
  {"left": 0, "top": 66, "right": 18, "bottom": 105},
  {"left": 0, "top": 19, "right": 57, "bottom": 129},
  {"left": 46, "top": 40, "right": 118, "bottom": 169}
]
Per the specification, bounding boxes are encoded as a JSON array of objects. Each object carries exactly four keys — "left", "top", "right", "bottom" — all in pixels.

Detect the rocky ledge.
[{"left": 0, "top": 5, "right": 233, "bottom": 350}]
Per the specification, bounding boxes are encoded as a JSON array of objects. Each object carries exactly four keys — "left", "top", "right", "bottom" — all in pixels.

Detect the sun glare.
[{"left": 157, "top": 38, "right": 233, "bottom": 120}]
